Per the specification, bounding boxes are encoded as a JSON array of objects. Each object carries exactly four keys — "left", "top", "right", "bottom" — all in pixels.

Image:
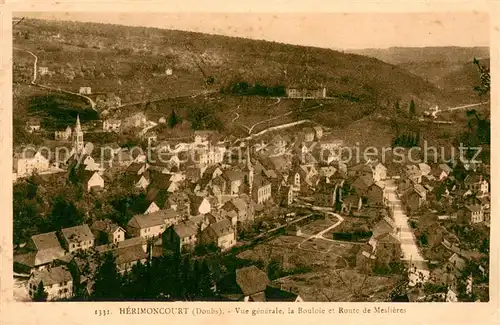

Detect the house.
[
  {"left": 418, "top": 163, "right": 431, "bottom": 176},
  {"left": 38, "top": 66, "right": 49, "bottom": 75},
  {"left": 222, "top": 196, "right": 255, "bottom": 224},
  {"left": 90, "top": 220, "right": 126, "bottom": 245},
  {"left": 464, "top": 174, "right": 489, "bottom": 195},
  {"left": 351, "top": 175, "right": 374, "bottom": 196},
  {"left": 365, "top": 182, "right": 385, "bottom": 206},
  {"left": 446, "top": 287, "right": 458, "bottom": 302},
  {"left": 112, "top": 245, "right": 148, "bottom": 274},
  {"left": 279, "top": 185, "right": 294, "bottom": 206},
  {"left": 134, "top": 174, "right": 150, "bottom": 190},
  {"left": 368, "top": 161, "right": 388, "bottom": 182},
  {"left": 432, "top": 164, "right": 452, "bottom": 181},
  {"left": 28, "top": 266, "right": 73, "bottom": 301},
  {"left": 201, "top": 219, "right": 236, "bottom": 251},
  {"left": 166, "top": 191, "right": 191, "bottom": 217},
  {"left": 189, "top": 195, "right": 212, "bottom": 216},
  {"left": 166, "top": 68, "right": 173, "bottom": 75},
  {"left": 55, "top": 126, "right": 72, "bottom": 141},
  {"left": 447, "top": 253, "right": 467, "bottom": 277},
  {"left": 127, "top": 209, "right": 181, "bottom": 239},
  {"left": 103, "top": 119, "right": 122, "bottom": 132},
  {"left": 235, "top": 265, "right": 270, "bottom": 301},
  {"left": 301, "top": 127, "right": 315, "bottom": 142},
  {"left": 126, "top": 163, "right": 149, "bottom": 177},
  {"left": 235, "top": 266, "right": 303, "bottom": 302},
  {"left": 222, "top": 169, "right": 245, "bottom": 195},
  {"left": 372, "top": 216, "right": 399, "bottom": 239},
  {"left": 79, "top": 87, "right": 92, "bottom": 95},
  {"left": 97, "top": 93, "right": 122, "bottom": 110},
  {"left": 286, "top": 87, "right": 326, "bottom": 99},
  {"left": 112, "top": 149, "right": 134, "bottom": 167},
  {"left": 14, "top": 150, "right": 50, "bottom": 177},
  {"left": 194, "top": 130, "right": 217, "bottom": 146},
  {"left": 405, "top": 165, "right": 423, "bottom": 184},
  {"left": 26, "top": 119, "right": 41, "bottom": 133},
  {"left": 163, "top": 222, "right": 198, "bottom": 252},
  {"left": 462, "top": 204, "right": 484, "bottom": 224},
  {"left": 144, "top": 201, "right": 161, "bottom": 214},
  {"left": 218, "top": 209, "right": 239, "bottom": 228},
  {"left": 319, "top": 166, "right": 337, "bottom": 178},
  {"left": 252, "top": 175, "right": 272, "bottom": 204},
  {"left": 82, "top": 171, "right": 104, "bottom": 192},
  {"left": 60, "top": 224, "right": 95, "bottom": 254},
  {"left": 14, "top": 232, "right": 66, "bottom": 274},
  {"left": 402, "top": 184, "right": 427, "bottom": 211},
  {"left": 313, "top": 126, "right": 323, "bottom": 140},
  {"left": 356, "top": 247, "right": 378, "bottom": 273},
  {"left": 291, "top": 164, "right": 319, "bottom": 192},
  {"left": 341, "top": 195, "right": 363, "bottom": 213}
]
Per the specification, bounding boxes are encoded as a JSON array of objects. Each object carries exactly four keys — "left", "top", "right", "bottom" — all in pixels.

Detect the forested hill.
[{"left": 13, "top": 18, "right": 458, "bottom": 109}]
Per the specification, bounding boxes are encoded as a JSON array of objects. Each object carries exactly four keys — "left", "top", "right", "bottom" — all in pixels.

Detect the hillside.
[
  {"left": 347, "top": 46, "right": 489, "bottom": 65},
  {"left": 347, "top": 47, "right": 489, "bottom": 101},
  {"left": 13, "top": 19, "right": 461, "bottom": 112}
]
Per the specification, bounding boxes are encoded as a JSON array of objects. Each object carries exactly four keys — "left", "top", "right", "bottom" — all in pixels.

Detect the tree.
[
  {"left": 92, "top": 252, "right": 123, "bottom": 301},
  {"left": 168, "top": 109, "right": 180, "bottom": 128},
  {"left": 33, "top": 281, "right": 48, "bottom": 302},
  {"left": 48, "top": 196, "right": 84, "bottom": 230},
  {"left": 473, "top": 57, "right": 490, "bottom": 98},
  {"left": 198, "top": 260, "right": 214, "bottom": 299},
  {"left": 409, "top": 99, "right": 416, "bottom": 117}
]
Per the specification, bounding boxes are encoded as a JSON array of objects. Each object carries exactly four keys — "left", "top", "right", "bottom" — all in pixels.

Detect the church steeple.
[
  {"left": 243, "top": 146, "right": 254, "bottom": 194},
  {"left": 75, "top": 114, "right": 81, "bottom": 132},
  {"left": 72, "top": 114, "right": 84, "bottom": 154}
]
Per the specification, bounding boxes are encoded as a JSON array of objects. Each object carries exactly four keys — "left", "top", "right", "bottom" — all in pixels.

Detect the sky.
[{"left": 18, "top": 12, "right": 489, "bottom": 50}]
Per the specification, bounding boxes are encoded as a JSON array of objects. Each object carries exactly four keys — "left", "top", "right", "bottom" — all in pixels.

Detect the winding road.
[{"left": 14, "top": 47, "right": 97, "bottom": 110}]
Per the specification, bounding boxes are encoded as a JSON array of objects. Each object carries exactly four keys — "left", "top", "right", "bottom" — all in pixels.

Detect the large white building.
[
  {"left": 14, "top": 150, "right": 50, "bottom": 177},
  {"left": 28, "top": 266, "right": 73, "bottom": 301}
]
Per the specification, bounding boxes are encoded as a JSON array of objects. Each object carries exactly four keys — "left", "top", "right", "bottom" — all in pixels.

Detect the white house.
[
  {"left": 144, "top": 201, "right": 160, "bottom": 214},
  {"left": 79, "top": 87, "right": 92, "bottom": 95},
  {"left": 60, "top": 224, "right": 95, "bottom": 254},
  {"left": 28, "top": 266, "right": 73, "bottom": 301},
  {"left": 103, "top": 119, "right": 122, "bottom": 132},
  {"left": 14, "top": 151, "right": 50, "bottom": 177},
  {"left": 84, "top": 171, "right": 105, "bottom": 192},
  {"left": 38, "top": 67, "right": 49, "bottom": 75}
]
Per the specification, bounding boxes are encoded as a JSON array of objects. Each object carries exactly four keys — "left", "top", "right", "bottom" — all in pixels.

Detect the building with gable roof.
[
  {"left": 14, "top": 231, "right": 67, "bottom": 274},
  {"left": 90, "top": 220, "right": 126, "bottom": 245},
  {"left": 201, "top": 219, "right": 236, "bottom": 251},
  {"left": 59, "top": 224, "right": 95, "bottom": 254},
  {"left": 28, "top": 265, "right": 73, "bottom": 301},
  {"left": 127, "top": 209, "right": 181, "bottom": 239}
]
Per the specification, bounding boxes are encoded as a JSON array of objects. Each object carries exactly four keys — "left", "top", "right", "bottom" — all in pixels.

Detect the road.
[
  {"left": 432, "top": 101, "right": 489, "bottom": 118},
  {"left": 383, "top": 179, "right": 429, "bottom": 286},
  {"left": 295, "top": 204, "right": 345, "bottom": 248},
  {"left": 139, "top": 120, "right": 159, "bottom": 137},
  {"left": 14, "top": 47, "right": 97, "bottom": 111}
]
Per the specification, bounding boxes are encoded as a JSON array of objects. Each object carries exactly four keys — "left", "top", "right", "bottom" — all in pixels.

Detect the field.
[{"left": 237, "top": 234, "right": 399, "bottom": 301}]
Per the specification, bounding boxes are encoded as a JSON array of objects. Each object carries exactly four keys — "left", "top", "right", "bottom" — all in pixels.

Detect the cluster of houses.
[
  {"left": 14, "top": 114, "right": 490, "bottom": 301},
  {"left": 397, "top": 162, "right": 490, "bottom": 225}
]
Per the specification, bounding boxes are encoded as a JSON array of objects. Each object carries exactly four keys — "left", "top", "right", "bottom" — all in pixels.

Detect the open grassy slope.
[{"left": 14, "top": 18, "right": 458, "bottom": 111}]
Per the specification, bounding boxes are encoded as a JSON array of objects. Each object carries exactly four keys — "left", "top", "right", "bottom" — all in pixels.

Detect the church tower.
[
  {"left": 243, "top": 146, "right": 254, "bottom": 195},
  {"left": 72, "top": 115, "right": 84, "bottom": 154}
]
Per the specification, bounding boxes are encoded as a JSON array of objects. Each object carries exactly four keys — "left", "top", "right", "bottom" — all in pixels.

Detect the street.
[{"left": 384, "top": 180, "right": 429, "bottom": 286}]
